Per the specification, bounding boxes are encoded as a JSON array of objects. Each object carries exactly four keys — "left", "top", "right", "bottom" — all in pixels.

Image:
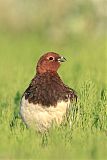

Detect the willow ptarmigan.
[{"left": 20, "top": 52, "right": 77, "bottom": 132}]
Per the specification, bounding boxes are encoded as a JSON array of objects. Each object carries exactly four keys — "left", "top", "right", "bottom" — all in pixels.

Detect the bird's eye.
[{"left": 48, "top": 56, "right": 54, "bottom": 61}]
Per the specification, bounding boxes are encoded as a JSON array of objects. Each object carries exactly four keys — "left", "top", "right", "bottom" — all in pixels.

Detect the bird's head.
[{"left": 36, "top": 52, "right": 66, "bottom": 74}]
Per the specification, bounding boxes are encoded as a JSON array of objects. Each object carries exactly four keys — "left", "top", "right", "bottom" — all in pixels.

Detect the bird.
[{"left": 20, "top": 52, "right": 77, "bottom": 132}]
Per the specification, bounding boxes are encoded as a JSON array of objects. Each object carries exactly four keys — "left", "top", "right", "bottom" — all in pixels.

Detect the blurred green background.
[{"left": 0, "top": 0, "right": 106, "bottom": 160}]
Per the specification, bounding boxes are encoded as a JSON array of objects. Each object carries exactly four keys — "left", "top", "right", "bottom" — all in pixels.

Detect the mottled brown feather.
[{"left": 24, "top": 71, "right": 77, "bottom": 107}]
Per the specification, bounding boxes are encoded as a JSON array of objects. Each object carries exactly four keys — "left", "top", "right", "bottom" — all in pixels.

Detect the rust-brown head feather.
[{"left": 36, "top": 52, "right": 66, "bottom": 74}]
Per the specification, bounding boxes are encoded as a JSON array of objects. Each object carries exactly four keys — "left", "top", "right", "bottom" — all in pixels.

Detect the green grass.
[{"left": 0, "top": 32, "right": 107, "bottom": 160}]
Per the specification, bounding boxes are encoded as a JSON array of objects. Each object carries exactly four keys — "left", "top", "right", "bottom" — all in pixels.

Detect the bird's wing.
[{"left": 64, "top": 85, "right": 77, "bottom": 102}]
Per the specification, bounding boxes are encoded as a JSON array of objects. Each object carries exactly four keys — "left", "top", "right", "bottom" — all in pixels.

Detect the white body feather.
[{"left": 20, "top": 96, "right": 70, "bottom": 132}]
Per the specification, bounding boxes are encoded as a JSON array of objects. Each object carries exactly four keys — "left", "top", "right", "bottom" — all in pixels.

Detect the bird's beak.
[{"left": 58, "top": 56, "right": 66, "bottom": 62}]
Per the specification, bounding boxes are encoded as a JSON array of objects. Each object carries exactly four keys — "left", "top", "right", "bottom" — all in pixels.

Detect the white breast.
[{"left": 20, "top": 96, "right": 70, "bottom": 132}]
